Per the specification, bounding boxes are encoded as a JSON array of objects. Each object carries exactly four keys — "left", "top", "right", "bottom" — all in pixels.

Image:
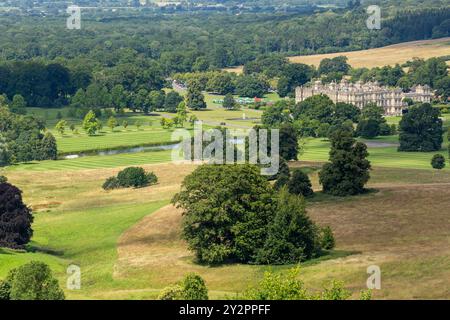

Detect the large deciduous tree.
[
  {"left": 319, "top": 128, "right": 371, "bottom": 196},
  {"left": 111, "top": 84, "right": 128, "bottom": 112},
  {"left": 0, "top": 182, "right": 33, "bottom": 249},
  {"left": 235, "top": 74, "right": 268, "bottom": 98},
  {"left": 164, "top": 91, "right": 182, "bottom": 113},
  {"left": 172, "top": 164, "right": 275, "bottom": 264},
  {"left": 186, "top": 80, "right": 207, "bottom": 110},
  {"left": 277, "top": 63, "right": 314, "bottom": 98},
  {"left": 222, "top": 93, "right": 237, "bottom": 110},
  {"left": 293, "top": 94, "right": 334, "bottom": 124},
  {"left": 0, "top": 107, "right": 57, "bottom": 164},
  {"left": 398, "top": 103, "right": 443, "bottom": 152},
  {"left": 356, "top": 102, "right": 386, "bottom": 139}
]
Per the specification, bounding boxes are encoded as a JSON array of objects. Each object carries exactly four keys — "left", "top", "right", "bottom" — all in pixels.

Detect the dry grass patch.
[
  {"left": 4, "top": 162, "right": 197, "bottom": 213},
  {"left": 115, "top": 205, "right": 264, "bottom": 298},
  {"left": 288, "top": 37, "right": 450, "bottom": 68},
  {"left": 114, "top": 165, "right": 450, "bottom": 299},
  {"left": 223, "top": 38, "right": 450, "bottom": 72}
]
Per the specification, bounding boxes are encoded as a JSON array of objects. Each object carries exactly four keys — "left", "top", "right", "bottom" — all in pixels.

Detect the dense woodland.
[{"left": 0, "top": 3, "right": 449, "bottom": 108}]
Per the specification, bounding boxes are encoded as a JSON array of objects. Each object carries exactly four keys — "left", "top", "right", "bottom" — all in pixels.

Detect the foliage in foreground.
[
  {"left": 239, "top": 267, "right": 371, "bottom": 300},
  {"left": 158, "top": 273, "right": 208, "bottom": 300},
  {"left": 172, "top": 164, "right": 332, "bottom": 265},
  {"left": 103, "top": 166, "right": 158, "bottom": 190},
  {"left": 0, "top": 261, "right": 64, "bottom": 300}
]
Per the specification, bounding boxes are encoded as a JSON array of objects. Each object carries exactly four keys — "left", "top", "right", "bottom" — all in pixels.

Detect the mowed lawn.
[
  {"left": 55, "top": 128, "right": 178, "bottom": 154},
  {"left": 301, "top": 135, "right": 450, "bottom": 171},
  {"left": 6, "top": 150, "right": 173, "bottom": 171}
]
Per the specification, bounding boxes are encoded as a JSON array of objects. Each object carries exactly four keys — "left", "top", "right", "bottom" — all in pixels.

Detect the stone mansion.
[{"left": 295, "top": 80, "right": 433, "bottom": 116}]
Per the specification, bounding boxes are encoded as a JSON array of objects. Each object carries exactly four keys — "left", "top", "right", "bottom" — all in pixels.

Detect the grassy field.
[
  {"left": 224, "top": 37, "right": 450, "bottom": 73},
  {"left": 0, "top": 163, "right": 197, "bottom": 299},
  {"left": 115, "top": 165, "right": 450, "bottom": 299},
  {"left": 302, "top": 135, "right": 450, "bottom": 171},
  {"left": 5, "top": 109, "right": 448, "bottom": 173},
  {"left": 0, "top": 98, "right": 448, "bottom": 300},
  {"left": 28, "top": 92, "right": 280, "bottom": 155},
  {"left": 3, "top": 161, "right": 449, "bottom": 299}
]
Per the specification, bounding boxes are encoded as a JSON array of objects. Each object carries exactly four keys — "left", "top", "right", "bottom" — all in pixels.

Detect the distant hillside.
[{"left": 224, "top": 37, "right": 450, "bottom": 73}]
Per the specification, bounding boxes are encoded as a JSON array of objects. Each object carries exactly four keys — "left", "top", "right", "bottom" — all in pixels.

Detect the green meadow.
[{"left": 0, "top": 103, "right": 449, "bottom": 299}]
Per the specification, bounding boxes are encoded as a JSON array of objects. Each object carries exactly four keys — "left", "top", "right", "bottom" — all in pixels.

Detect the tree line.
[
  {"left": 0, "top": 6, "right": 448, "bottom": 107},
  {"left": 0, "top": 106, "right": 57, "bottom": 166}
]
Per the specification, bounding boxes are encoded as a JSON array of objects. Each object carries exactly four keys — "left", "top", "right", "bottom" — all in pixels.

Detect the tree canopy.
[
  {"left": 398, "top": 103, "right": 443, "bottom": 152},
  {"left": 319, "top": 128, "right": 371, "bottom": 196},
  {"left": 0, "top": 182, "right": 33, "bottom": 249}
]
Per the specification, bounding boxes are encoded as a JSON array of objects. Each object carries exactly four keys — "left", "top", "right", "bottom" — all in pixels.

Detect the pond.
[{"left": 63, "top": 143, "right": 180, "bottom": 159}]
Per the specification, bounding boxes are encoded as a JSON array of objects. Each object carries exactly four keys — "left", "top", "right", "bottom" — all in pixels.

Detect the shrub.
[
  {"left": 320, "top": 226, "right": 335, "bottom": 250},
  {"left": 287, "top": 169, "right": 314, "bottom": 197},
  {"left": 117, "top": 167, "right": 156, "bottom": 188},
  {"left": 182, "top": 273, "right": 209, "bottom": 300},
  {"left": 103, "top": 167, "right": 158, "bottom": 190},
  {"left": 157, "top": 285, "right": 184, "bottom": 300},
  {"left": 274, "top": 173, "right": 290, "bottom": 190},
  {"left": 146, "top": 172, "right": 158, "bottom": 185},
  {"left": 360, "top": 290, "right": 372, "bottom": 300},
  {"left": 431, "top": 154, "right": 446, "bottom": 169},
  {"left": 390, "top": 124, "right": 397, "bottom": 135},
  {"left": 0, "top": 175, "right": 7, "bottom": 183},
  {"left": 240, "top": 268, "right": 308, "bottom": 300},
  {"left": 0, "top": 269, "right": 16, "bottom": 300},
  {"left": 379, "top": 122, "right": 393, "bottom": 136},
  {"left": 273, "top": 157, "right": 291, "bottom": 188},
  {"left": 0, "top": 280, "right": 11, "bottom": 300},
  {"left": 9, "top": 261, "right": 65, "bottom": 300},
  {"left": 320, "top": 280, "right": 351, "bottom": 300},
  {"left": 267, "top": 156, "right": 290, "bottom": 181},
  {"left": 102, "top": 176, "right": 120, "bottom": 190},
  {"left": 158, "top": 273, "right": 208, "bottom": 300},
  {"left": 240, "top": 267, "right": 358, "bottom": 300}
]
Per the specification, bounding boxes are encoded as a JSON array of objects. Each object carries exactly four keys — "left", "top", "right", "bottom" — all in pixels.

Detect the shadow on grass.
[
  {"left": 181, "top": 249, "right": 360, "bottom": 269},
  {"left": 0, "top": 248, "right": 15, "bottom": 255},
  {"left": 26, "top": 245, "right": 64, "bottom": 257},
  {"left": 307, "top": 188, "right": 379, "bottom": 204},
  {"left": 300, "top": 249, "right": 361, "bottom": 268}
]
